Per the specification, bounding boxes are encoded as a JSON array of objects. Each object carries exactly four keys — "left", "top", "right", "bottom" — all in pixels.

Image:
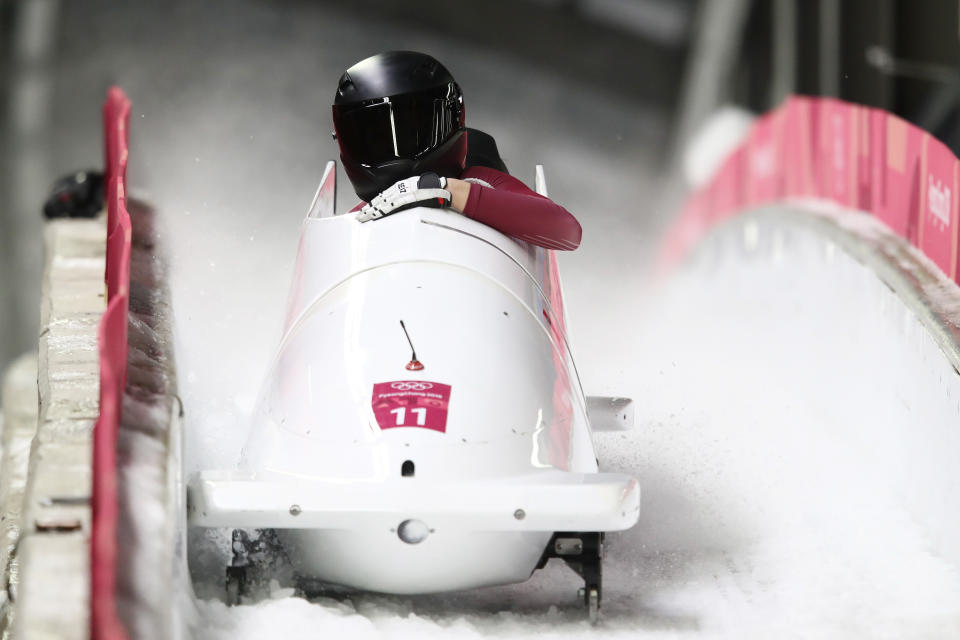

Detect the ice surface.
[{"left": 184, "top": 216, "right": 960, "bottom": 638}]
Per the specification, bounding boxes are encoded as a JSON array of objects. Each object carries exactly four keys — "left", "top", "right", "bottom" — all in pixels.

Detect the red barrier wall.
[
  {"left": 662, "top": 96, "right": 960, "bottom": 286},
  {"left": 92, "top": 87, "right": 132, "bottom": 640}
]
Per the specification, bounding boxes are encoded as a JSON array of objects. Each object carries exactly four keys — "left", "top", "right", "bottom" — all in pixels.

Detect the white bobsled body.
[{"left": 189, "top": 170, "right": 639, "bottom": 595}]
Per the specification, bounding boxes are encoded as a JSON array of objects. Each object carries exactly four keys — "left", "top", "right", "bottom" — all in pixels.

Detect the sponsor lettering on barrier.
[
  {"left": 917, "top": 135, "right": 960, "bottom": 278},
  {"left": 928, "top": 175, "right": 951, "bottom": 229}
]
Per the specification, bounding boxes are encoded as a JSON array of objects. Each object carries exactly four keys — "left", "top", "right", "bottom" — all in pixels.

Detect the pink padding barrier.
[
  {"left": 781, "top": 96, "right": 817, "bottom": 198},
  {"left": 102, "top": 87, "right": 128, "bottom": 198},
  {"left": 661, "top": 95, "right": 960, "bottom": 289},
  {"left": 745, "top": 110, "right": 784, "bottom": 205},
  {"left": 112, "top": 99, "right": 130, "bottom": 188},
  {"left": 817, "top": 98, "right": 858, "bottom": 208},
  {"left": 104, "top": 178, "right": 125, "bottom": 295},
  {"left": 106, "top": 177, "right": 121, "bottom": 238},
  {"left": 881, "top": 115, "right": 924, "bottom": 239},
  {"left": 106, "top": 208, "right": 131, "bottom": 302},
  {"left": 91, "top": 297, "right": 128, "bottom": 640},
  {"left": 854, "top": 105, "right": 873, "bottom": 211},
  {"left": 92, "top": 87, "right": 132, "bottom": 640}
]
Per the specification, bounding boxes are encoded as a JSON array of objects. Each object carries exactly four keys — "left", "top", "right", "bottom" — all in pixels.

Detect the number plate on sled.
[{"left": 372, "top": 381, "right": 452, "bottom": 433}]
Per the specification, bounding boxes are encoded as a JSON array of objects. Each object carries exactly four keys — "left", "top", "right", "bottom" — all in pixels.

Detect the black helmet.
[{"left": 332, "top": 51, "right": 467, "bottom": 202}]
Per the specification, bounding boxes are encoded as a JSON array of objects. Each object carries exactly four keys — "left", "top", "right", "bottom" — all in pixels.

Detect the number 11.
[{"left": 389, "top": 407, "right": 427, "bottom": 426}]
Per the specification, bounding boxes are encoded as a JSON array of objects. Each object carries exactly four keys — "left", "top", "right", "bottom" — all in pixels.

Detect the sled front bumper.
[{"left": 187, "top": 469, "right": 640, "bottom": 533}]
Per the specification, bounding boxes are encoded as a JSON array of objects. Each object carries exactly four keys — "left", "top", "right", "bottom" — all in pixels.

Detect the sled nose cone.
[{"left": 397, "top": 519, "right": 430, "bottom": 544}]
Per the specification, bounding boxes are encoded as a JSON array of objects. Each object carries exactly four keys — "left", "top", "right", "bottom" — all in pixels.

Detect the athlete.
[{"left": 331, "top": 50, "right": 581, "bottom": 251}]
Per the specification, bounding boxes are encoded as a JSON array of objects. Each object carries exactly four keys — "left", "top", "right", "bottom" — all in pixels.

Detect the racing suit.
[
  {"left": 459, "top": 166, "right": 581, "bottom": 251},
  {"left": 352, "top": 166, "right": 582, "bottom": 251}
]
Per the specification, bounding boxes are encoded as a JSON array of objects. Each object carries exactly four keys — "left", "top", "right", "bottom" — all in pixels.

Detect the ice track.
[{"left": 186, "top": 205, "right": 960, "bottom": 638}]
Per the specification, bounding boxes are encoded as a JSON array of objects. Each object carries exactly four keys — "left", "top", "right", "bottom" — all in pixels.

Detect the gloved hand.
[{"left": 357, "top": 172, "right": 452, "bottom": 222}]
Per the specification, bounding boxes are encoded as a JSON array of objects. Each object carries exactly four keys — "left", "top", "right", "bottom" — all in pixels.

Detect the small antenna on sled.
[{"left": 400, "top": 320, "right": 424, "bottom": 371}]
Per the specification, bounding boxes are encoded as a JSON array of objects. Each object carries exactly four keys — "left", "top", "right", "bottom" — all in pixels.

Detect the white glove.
[{"left": 357, "top": 172, "right": 452, "bottom": 222}]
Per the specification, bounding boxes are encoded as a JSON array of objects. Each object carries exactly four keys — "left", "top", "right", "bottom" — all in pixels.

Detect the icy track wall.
[
  {"left": 661, "top": 96, "right": 960, "bottom": 568},
  {"left": 93, "top": 88, "right": 132, "bottom": 640}
]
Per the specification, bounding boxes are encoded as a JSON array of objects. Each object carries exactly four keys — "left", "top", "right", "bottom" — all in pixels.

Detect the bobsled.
[{"left": 187, "top": 161, "right": 640, "bottom": 620}]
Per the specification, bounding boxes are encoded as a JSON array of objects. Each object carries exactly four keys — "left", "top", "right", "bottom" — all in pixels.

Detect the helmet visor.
[{"left": 333, "top": 83, "right": 463, "bottom": 166}]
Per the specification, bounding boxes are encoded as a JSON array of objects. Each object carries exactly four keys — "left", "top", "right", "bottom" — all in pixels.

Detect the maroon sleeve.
[{"left": 459, "top": 167, "right": 582, "bottom": 250}]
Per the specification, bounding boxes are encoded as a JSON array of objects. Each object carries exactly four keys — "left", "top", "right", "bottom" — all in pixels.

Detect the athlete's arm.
[{"left": 446, "top": 167, "right": 581, "bottom": 251}]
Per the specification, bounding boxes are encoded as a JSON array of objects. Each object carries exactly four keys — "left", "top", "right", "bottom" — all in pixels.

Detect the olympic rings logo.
[{"left": 391, "top": 382, "right": 433, "bottom": 391}]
